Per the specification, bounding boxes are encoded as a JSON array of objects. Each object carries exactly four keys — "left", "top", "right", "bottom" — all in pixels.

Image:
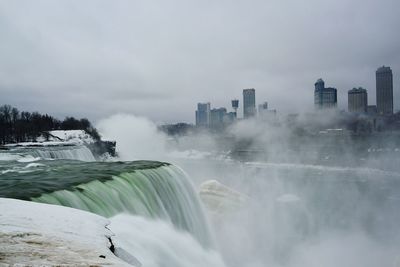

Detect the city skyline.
[
  {"left": 196, "top": 66, "right": 396, "bottom": 126},
  {"left": 0, "top": 1, "right": 399, "bottom": 123}
]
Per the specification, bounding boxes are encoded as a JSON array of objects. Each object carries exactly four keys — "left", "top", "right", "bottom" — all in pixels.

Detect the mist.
[
  {"left": 97, "top": 114, "right": 169, "bottom": 161},
  {"left": 95, "top": 112, "right": 400, "bottom": 266}
]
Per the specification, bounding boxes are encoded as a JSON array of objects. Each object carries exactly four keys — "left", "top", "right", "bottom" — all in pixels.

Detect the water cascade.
[
  {"left": 31, "top": 146, "right": 96, "bottom": 161},
  {"left": 31, "top": 163, "right": 213, "bottom": 248}
]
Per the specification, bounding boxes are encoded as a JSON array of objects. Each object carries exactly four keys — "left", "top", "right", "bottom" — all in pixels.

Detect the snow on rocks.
[
  {"left": 3, "top": 130, "right": 95, "bottom": 148},
  {"left": 0, "top": 198, "right": 130, "bottom": 266},
  {"left": 49, "top": 130, "right": 95, "bottom": 144}
]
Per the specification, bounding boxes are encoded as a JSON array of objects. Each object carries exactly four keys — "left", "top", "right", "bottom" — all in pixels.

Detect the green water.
[{"left": 0, "top": 159, "right": 213, "bottom": 248}]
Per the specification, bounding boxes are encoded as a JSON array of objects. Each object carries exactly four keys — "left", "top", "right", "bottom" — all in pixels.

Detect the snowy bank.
[
  {"left": 48, "top": 130, "right": 95, "bottom": 144},
  {"left": 3, "top": 130, "right": 96, "bottom": 148},
  {"left": 0, "top": 198, "right": 130, "bottom": 266}
]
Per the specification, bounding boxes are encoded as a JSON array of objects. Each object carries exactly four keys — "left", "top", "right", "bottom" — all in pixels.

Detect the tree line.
[{"left": 0, "top": 104, "right": 100, "bottom": 145}]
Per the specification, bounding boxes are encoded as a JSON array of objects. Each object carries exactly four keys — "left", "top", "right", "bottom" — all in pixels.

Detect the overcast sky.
[{"left": 0, "top": 0, "right": 399, "bottom": 123}]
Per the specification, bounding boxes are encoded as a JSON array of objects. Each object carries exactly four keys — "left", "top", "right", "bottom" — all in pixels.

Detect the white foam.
[
  {"left": 17, "top": 155, "right": 41, "bottom": 163},
  {"left": 24, "top": 163, "right": 45, "bottom": 168},
  {"left": 110, "top": 214, "right": 226, "bottom": 267},
  {"left": 0, "top": 153, "right": 21, "bottom": 161}
]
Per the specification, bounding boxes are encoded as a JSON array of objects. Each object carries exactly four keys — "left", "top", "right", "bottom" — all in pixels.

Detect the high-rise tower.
[
  {"left": 243, "top": 89, "right": 256, "bottom": 118},
  {"left": 348, "top": 87, "right": 368, "bottom": 113},
  {"left": 376, "top": 66, "right": 393, "bottom": 115},
  {"left": 231, "top": 99, "right": 239, "bottom": 117},
  {"left": 195, "top": 103, "right": 210, "bottom": 127},
  {"left": 314, "top": 79, "right": 337, "bottom": 109}
]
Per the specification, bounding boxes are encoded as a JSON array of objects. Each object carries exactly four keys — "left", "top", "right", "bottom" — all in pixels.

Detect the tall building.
[
  {"left": 195, "top": 103, "right": 210, "bottom": 127},
  {"left": 348, "top": 87, "right": 368, "bottom": 113},
  {"left": 243, "top": 88, "right": 256, "bottom": 118},
  {"left": 314, "top": 79, "right": 337, "bottom": 109},
  {"left": 376, "top": 66, "right": 393, "bottom": 115},
  {"left": 210, "top": 108, "right": 227, "bottom": 129},
  {"left": 231, "top": 99, "right": 239, "bottom": 118}
]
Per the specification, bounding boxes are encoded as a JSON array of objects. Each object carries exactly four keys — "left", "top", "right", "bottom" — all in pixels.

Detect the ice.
[
  {"left": 2, "top": 130, "right": 95, "bottom": 148},
  {"left": 49, "top": 130, "right": 95, "bottom": 144},
  {"left": 0, "top": 198, "right": 130, "bottom": 266}
]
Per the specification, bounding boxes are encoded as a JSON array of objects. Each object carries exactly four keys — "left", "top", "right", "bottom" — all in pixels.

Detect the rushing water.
[
  {"left": 0, "top": 146, "right": 224, "bottom": 266},
  {"left": 1, "top": 144, "right": 400, "bottom": 266},
  {"left": 0, "top": 145, "right": 96, "bottom": 162}
]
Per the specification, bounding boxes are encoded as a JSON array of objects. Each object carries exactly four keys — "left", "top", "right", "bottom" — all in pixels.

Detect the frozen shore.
[{"left": 0, "top": 198, "right": 130, "bottom": 266}]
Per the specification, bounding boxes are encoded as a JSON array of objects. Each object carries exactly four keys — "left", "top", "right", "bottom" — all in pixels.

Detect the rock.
[
  {"left": 0, "top": 198, "right": 130, "bottom": 266},
  {"left": 199, "top": 180, "right": 248, "bottom": 213}
]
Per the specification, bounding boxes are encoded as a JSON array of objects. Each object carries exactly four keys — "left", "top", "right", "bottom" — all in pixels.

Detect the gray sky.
[{"left": 0, "top": 0, "right": 399, "bottom": 123}]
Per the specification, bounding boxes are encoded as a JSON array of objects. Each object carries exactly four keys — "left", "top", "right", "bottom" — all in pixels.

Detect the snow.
[
  {"left": 4, "top": 141, "right": 77, "bottom": 147},
  {"left": 49, "top": 130, "right": 95, "bottom": 144},
  {"left": 0, "top": 198, "right": 130, "bottom": 266},
  {"left": 3, "top": 130, "right": 95, "bottom": 148}
]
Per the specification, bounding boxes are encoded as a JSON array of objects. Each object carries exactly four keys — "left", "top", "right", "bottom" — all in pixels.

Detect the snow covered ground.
[
  {"left": 48, "top": 130, "right": 95, "bottom": 144},
  {"left": 0, "top": 198, "right": 130, "bottom": 266},
  {"left": 4, "top": 130, "right": 95, "bottom": 148}
]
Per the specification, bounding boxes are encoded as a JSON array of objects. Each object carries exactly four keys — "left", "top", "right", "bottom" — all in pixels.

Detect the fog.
[
  {"left": 97, "top": 113, "right": 400, "bottom": 266},
  {"left": 97, "top": 114, "right": 169, "bottom": 160}
]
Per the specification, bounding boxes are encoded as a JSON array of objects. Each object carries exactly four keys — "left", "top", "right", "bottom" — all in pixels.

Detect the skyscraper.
[
  {"left": 348, "top": 87, "right": 368, "bottom": 113},
  {"left": 314, "top": 79, "right": 337, "bottom": 109},
  {"left": 210, "top": 108, "right": 227, "bottom": 129},
  {"left": 376, "top": 66, "right": 393, "bottom": 115},
  {"left": 195, "top": 103, "right": 210, "bottom": 127},
  {"left": 243, "top": 88, "right": 256, "bottom": 118},
  {"left": 231, "top": 99, "right": 239, "bottom": 118}
]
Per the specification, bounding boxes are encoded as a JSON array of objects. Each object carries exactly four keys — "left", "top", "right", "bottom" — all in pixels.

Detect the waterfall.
[
  {"left": 31, "top": 146, "right": 96, "bottom": 161},
  {"left": 32, "top": 164, "right": 214, "bottom": 248}
]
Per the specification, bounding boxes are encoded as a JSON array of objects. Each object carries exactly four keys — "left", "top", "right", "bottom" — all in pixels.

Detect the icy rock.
[
  {"left": 0, "top": 198, "right": 130, "bottom": 266},
  {"left": 199, "top": 180, "right": 248, "bottom": 213}
]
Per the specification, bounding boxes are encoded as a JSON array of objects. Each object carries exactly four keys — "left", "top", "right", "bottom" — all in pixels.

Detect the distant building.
[
  {"left": 348, "top": 87, "right": 368, "bottom": 113},
  {"left": 243, "top": 89, "right": 256, "bottom": 118},
  {"left": 195, "top": 103, "right": 210, "bottom": 127},
  {"left": 231, "top": 99, "right": 239, "bottom": 118},
  {"left": 376, "top": 66, "right": 393, "bottom": 115},
  {"left": 314, "top": 79, "right": 337, "bottom": 109},
  {"left": 210, "top": 108, "right": 227, "bottom": 129}
]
